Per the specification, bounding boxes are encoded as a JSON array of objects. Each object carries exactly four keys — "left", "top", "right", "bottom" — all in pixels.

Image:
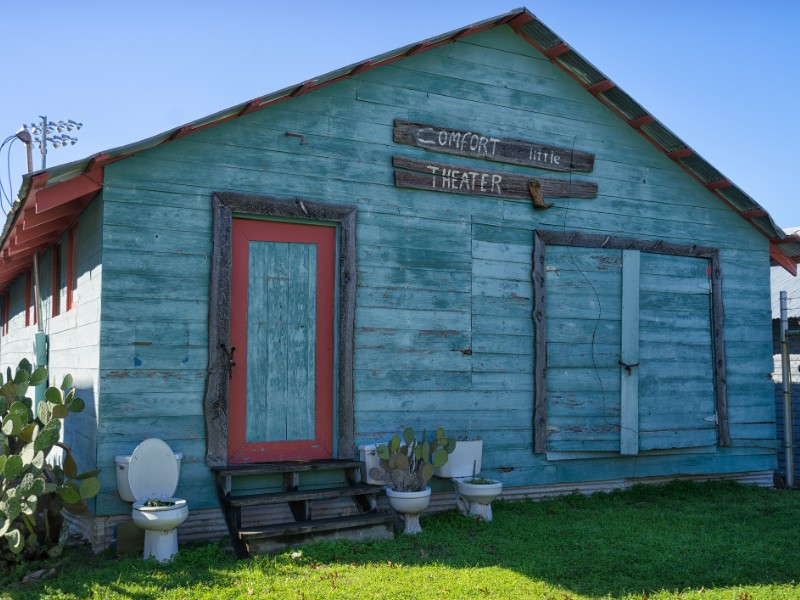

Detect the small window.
[
  {"left": 52, "top": 244, "right": 61, "bottom": 317},
  {"left": 25, "top": 271, "right": 36, "bottom": 327},
  {"left": 66, "top": 225, "right": 77, "bottom": 311},
  {"left": 0, "top": 294, "right": 7, "bottom": 335},
  {"left": 4, "top": 293, "right": 8, "bottom": 335}
]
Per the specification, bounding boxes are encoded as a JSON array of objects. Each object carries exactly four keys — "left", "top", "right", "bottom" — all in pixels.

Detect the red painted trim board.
[{"left": 228, "top": 219, "right": 336, "bottom": 463}]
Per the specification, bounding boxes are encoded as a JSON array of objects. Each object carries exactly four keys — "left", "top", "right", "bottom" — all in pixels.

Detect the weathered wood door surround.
[{"left": 204, "top": 193, "right": 357, "bottom": 467}]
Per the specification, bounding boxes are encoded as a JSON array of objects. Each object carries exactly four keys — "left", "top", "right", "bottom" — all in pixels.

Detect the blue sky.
[{"left": 1, "top": 1, "right": 797, "bottom": 227}]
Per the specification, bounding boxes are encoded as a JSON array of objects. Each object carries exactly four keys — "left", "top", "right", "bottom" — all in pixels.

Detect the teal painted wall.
[
  {"left": 0, "top": 196, "right": 103, "bottom": 511},
  {"left": 94, "top": 25, "right": 774, "bottom": 515}
]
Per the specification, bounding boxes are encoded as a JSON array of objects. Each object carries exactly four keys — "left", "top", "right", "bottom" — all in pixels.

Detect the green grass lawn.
[{"left": 4, "top": 480, "right": 800, "bottom": 599}]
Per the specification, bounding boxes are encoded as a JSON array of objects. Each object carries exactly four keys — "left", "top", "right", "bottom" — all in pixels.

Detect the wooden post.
[{"left": 619, "top": 250, "right": 640, "bottom": 455}]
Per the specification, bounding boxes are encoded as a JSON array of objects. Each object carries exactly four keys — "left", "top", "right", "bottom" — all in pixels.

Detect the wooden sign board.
[
  {"left": 394, "top": 120, "right": 595, "bottom": 173},
  {"left": 393, "top": 156, "right": 598, "bottom": 201}
]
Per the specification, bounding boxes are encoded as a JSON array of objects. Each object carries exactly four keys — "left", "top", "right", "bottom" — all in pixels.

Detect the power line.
[{"left": 0, "top": 135, "right": 17, "bottom": 212}]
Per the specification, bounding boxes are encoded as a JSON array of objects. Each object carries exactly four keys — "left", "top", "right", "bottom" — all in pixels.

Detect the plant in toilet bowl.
[
  {"left": 463, "top": 477, "right": 495, "bottom": 485},
  {"left": 0, "top": 360, "right": 101, "bottom": 565},
  {"left": 455, "top": 460, "right": 503, "bottom": 522},
  {"left": 143, "top": 499, "right": 176, "bottom": 508},
  {"left": 369, "top": 427, "right": 456, "bottom": 534},
  {"left": 463, "top": 460, "right": 493, "bottom": 485}
]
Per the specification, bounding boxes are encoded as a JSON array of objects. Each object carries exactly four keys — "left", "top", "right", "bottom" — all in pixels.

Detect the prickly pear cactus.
[
  {"left": 0, "top": 359, "right": 101, "bottom": 564},
  {"left": 368, "top": 426, "right": 457, "bottom": 492}
]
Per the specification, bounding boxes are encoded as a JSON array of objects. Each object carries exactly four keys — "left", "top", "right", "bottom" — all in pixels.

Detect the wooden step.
[
  {"left": 240, "top": 512, "right": 395, "bottom": 555},
  {"left": 213, "top": 459, "right": 362, "bottom": 478},
  {"left": 240, "top": 511, "right": 393, "bottom": 540},
  {"left": 229, "top": 483, "right": 383, "bottom": 508},
  {"left": 239, "top": 512, "right": 394, "bottom": 541}
]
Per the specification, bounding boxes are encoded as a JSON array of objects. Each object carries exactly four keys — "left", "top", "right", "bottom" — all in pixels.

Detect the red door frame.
[{"left": 227, "top": 218, "right": 336, "bottom": 463}]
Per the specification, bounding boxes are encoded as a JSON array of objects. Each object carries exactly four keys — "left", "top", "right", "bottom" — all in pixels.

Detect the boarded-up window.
[
  {"left": 533, "top": 230, "right": 727, "bottom": 457},
  {"left": 52, "top": 244, "right": 61, "bottom": 317},
  {"left": 66, "top": 225, "right": 77, "bottom": 311}
]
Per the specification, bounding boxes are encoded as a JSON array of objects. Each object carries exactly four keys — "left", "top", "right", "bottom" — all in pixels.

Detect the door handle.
[
  {"left": 618, "top": 360, "right": 639, "bottom": 375},
  {"left": 221, "top": 344, "right": 237, "bottom": 380}
]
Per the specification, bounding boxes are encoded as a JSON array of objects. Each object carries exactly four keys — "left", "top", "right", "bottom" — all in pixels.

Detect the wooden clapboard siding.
[
  {"left": 54, "top": 196, "right": 103, "bottom": 487},
  {"left": 0, "top": 197, "right": 104, "bottom": 512},
  {"left": 88, "top": 25, "right": 775, "bottom": 516},
  {"left": 544, "top": 246, "right": 623, "bottom": 453},
  {"left": 637, "top": 253, "right": 717, "bottom": 452}
]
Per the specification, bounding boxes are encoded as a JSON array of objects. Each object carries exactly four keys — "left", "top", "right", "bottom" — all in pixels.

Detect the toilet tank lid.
[
  {"left": 116, "top": 451, "right": 183, "bottom": 464},
  {"left": 127, "top": 438, "right": 180, "bottom": 501}
]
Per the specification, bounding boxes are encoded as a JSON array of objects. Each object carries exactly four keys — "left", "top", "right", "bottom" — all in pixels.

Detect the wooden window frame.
[
  {"left": 1, "top": 293, "right": 7, "bottom": 335},
  {"left": 66, "top": 225, "right": 77, "bottom": 311},
  {"left": 25, "top": 271, "right": 31, "bottom": 327},
  {"left": 532, "top": 229, "right": 729, "bottom": 453},
  {"left": 203, "top": 192, "right": 357, "bottom": 467},
  {"left": 52, "top": 244, "right": 61, "bottom": 317}
]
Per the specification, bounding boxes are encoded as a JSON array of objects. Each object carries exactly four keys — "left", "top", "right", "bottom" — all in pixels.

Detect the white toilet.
[{"left": 115, "top": 438, "right": 189, "bottom": 562}]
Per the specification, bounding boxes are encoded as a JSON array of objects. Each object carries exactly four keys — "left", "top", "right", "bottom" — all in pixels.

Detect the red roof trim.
[
  {"left": 628, "top": 115, "right": 655, "bottom": 128},
  {"left": 35, "top": 170, "right": 103, "bottom": 214},
  {"left": 771, "top": 244, "right": 798, "bottom": 276},
  {"left": 740, "top": 209, "right": 767, "bottom": 220},
  {"left": 86, "top": 153, "right": 111, "bottom": 171},
  {"left": 348, "top": 60, "right": 373, "bottom": 75},
  {"left": 405, "top": 40, "right": 432, "bottom": 56},
  {"left": 30, "top": 172, "right": 49, "bottom": 190},
  {"left": 453, "top": 24, "right": 482, "bottom": 40},
  {"left": 775, "top": 235, "right": 800, "bottom": 245},
  {"left": 506, "top": 12, "right": 534, "bottom": 30},
  {"left": 22, "top": 199, "right": 84, "bottom": 231},
  {"left": 290, "top": 81, "right": 316, "bottom": 97},
  {"left": 14, "top": 217, "right": 70, "bottom": 246},
  {"left": 704, "top": 179, "right": 733, "bottom": 191},
  {"left": 667, "top": 148, "right": 694, "bottom": 160},
  {"left": 169, "top": 125, "right": 193, "bottom": 141},
  {"left": 545, "top": 43, "right": 571, "bottom": 60},
  {"left": 238, "top": 99, "right": 262, "bottom": 116},
  {"left": 586, "top": 79, "right": 615, "bottom": 96},
  {"left": 6, "top": 230, "right": 61, "bottom": 258}
]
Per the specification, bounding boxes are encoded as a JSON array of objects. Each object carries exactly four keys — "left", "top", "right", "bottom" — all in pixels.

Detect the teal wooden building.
[{"left": 3, "top": 8, "right": 799, "bottom": 550}]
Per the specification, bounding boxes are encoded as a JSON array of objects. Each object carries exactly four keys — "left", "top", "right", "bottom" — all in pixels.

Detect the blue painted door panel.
[
  {"left": 245, "top": 241, "right": 317, "bottom": 443},
  {"left": 545, "top": 248, "right": 716, "bottom": 455},
  {"left": 638, "top": 253, "right": 716, "bottom": 451},
  {"left": 545, "top": 247, "right": 622, "bottom": 452}
]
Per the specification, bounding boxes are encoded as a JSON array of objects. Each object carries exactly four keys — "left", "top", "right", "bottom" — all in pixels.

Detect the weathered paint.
[
  {"left": 229, "top": 219, "right": 335, "bottom": 462},
  {"left": 0, "top": 25, "right": 775, "bottom": 523},
  {"left": 0, "top": 196, "right": 104, "bottom": 511},
  {"left": 619, "top": 249, "right": 640, "bottom": 455}
]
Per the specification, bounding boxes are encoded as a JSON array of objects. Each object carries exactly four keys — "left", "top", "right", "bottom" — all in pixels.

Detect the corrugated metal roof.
[{"left": 3, "top": 6, "right": 798, "bottom": 290}]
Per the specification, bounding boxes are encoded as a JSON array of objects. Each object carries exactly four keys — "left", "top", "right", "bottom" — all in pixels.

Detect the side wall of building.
[
  {"left": 94, "top": 25, "right": 775, "bottom": 517},
  {"left": 0, "top": 196, "right": 103, "bottom": 509}
]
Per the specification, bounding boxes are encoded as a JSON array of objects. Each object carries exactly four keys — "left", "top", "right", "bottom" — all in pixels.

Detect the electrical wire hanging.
[{"left": 0, "top": 135, "right": 18, "bottom": 212}]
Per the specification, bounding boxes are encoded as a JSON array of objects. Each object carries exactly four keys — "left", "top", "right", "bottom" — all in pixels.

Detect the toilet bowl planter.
[
  {"left": 116, "top": 438, "right": 189, "bottom": 562},
  {"left": 385, "top": 487, "right": 432, "bottom": 535},
  {"left": 132, "top": 498, "right": 189, "bottom": 562},
  {"left": 454, "top": 478, "right": 503, "bottom": 522},
  {"left": 368, "top": 427, "right": 457, "bottom": 534}
]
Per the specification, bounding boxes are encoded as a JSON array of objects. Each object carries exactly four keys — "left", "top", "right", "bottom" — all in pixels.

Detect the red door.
[{"left": 227, "top": 218, "right": 335, "bottom": 463}]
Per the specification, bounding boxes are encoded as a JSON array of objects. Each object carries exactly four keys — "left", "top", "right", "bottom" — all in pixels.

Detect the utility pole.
[
  {"left": 22, "top": 116, "right": 82, "bottom": 170},
  {"left": 14, "top": 128, "right": 33, "bottom": 173}
]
